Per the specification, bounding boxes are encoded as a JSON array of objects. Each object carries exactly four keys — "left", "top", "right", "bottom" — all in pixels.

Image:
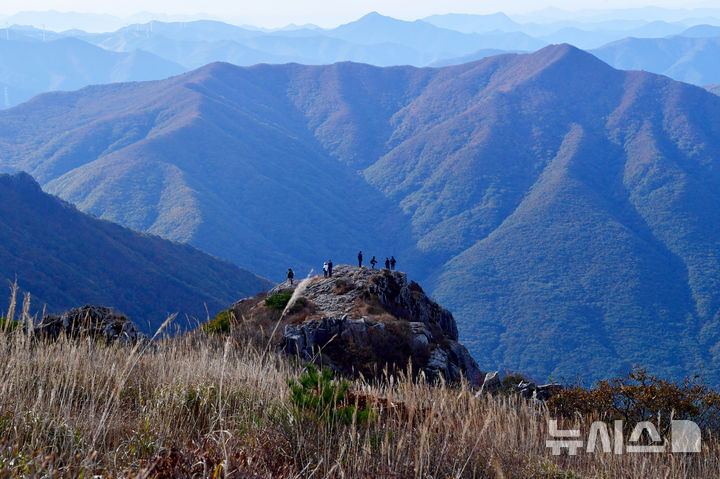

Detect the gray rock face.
[
  {"left": 271, "top": 265, "right": 459, "bottom": 339},
  {"left": 34, "top": 305, "right": 148, "bottom": 344},
  {"left": 282, "top": 317, "right": 367, "bottom": 360},
  {"left": 477, "top": 371, "right": 502, "bottom": 395},
  {"left": 409, "top": 322, "right": 432, "bottom": 347},
  {"left": 275, "top": 265, "right": 483, "bottom": 385},
  {"left": 517, "top": 381, "right": 536, "bottom": 399},
  {"left": 425, "top": 348, "right": 450, "bottom": 381},
  {"left": 534, "top": 384, "right": 565, "bottom": 401},
  {"left": 446, "top": 341, "right": 484, "bottom": 384},
  {"left": 474, "top": 371, "right": 564, "bottom": 401}
]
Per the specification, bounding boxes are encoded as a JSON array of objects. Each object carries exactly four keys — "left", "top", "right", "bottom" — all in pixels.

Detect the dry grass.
[{"left": 2, "top": 297, "right": 720, "bottom": 477}]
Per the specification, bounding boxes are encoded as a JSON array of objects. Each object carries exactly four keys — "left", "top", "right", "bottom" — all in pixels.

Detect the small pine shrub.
[
  {"left": 265, "top": 292, "right": 293, "bottom": 310},
  {"left": 202, "top": 309, "right": 233, "bottom": 334},
  {"left": 500, "top": 374, "right": 530, "bottom": 395},
  {"left": 288, "top": 364, "right": 372, "bottom": 425}
]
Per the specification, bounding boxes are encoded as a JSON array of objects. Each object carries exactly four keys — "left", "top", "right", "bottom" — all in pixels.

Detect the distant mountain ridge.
[
  {"left": 0, "top": 172, "right": 269, "bottom": 332},
  {"left": 422, "top": 12, "right": 522, "bottom": 34},
  {"left": 74, "top": 14, "right": 545, "bottom": 68},
  {"left": 2, "top": 10, "right": 720, "bottom": 105},
  {"left": 0, "top": 37, "right": 184, "bottom": 107},
  {"left": 428, "top": 49, "right": 522, "bottom": 67},
  {"left": 325, "top": 12, "right": 543, "bottom": 54},
  {"left": 592, "top": 36, "right": 720, "bottom": 85},
  {"left": 422, "top": 13, "right": 693, "bottom": 49},
  {"left": 679, "top": 24, "right": 720, "bottom": 37},
  {"left": 2, "top": 46, "right": 720, "bottom": 384}
]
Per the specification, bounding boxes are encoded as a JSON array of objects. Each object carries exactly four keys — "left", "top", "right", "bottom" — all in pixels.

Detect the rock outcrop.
[
  {"left": 269, "top": 265, "right": 483, "bottom": 385},
  {"left": 478, "top": 371, "right": 501, "bottom": 395},
  {"left": 475, "top": 370, "right": 564, "bottom": 401},
  {"left": 34, "top": 305, "right": 147, "bottom": 344}
]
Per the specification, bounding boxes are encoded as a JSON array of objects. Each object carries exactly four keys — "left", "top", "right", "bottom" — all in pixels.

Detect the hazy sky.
[{"left": 1, "top": 0, "right": 719, "bottom": 28}]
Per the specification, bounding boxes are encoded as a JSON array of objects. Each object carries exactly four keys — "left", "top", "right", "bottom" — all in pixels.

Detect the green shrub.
[
  {"left": 202, "top": 309, "right": 233, "bottom": 334},
  {"left": 288, "top": 364, "right": 372, "bottom": 425},
  {"left": 500, "top": 374, "right": 531, "bottom": 395},
  {"left": 0, "top": 316, "right": 19, "bottom": 332},
  {"left": 265, "top": 292, "right": 293, "bottom": 310}
]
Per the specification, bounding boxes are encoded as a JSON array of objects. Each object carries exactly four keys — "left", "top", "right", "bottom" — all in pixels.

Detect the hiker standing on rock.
[
  {"left": 385, "top": 257, "right": 390, "bottom": 269},
  {"left": 328, "top": 260, "right": 333, "bottom": 277},
  {"left": 390, "top": 256, "right": 396, "bottom": 270},
  {"left": 358, "top": 251, "right": 363, "bottom": 268},
  {"left": 287, "top": 268, "right": 295, "bottom": 285},
  {"left": 370, "top": 256, "right": 377, "bottom": 269},
  {"left": 323, "top": 261, "right": 328, "bottom": 278}
]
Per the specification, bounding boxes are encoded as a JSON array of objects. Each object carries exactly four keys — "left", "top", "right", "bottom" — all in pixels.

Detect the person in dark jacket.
[
  {"left": 390, "top": 256, "right": 396, "bottom": 270},
  {"left": 384, "top": 257, "right": 390, "bottom": 269},
  {"left": 328, "top": 260, "right": 333, "bottom": 277},
  {"left": 287, "top": 268, "right": 295, "bottom": 285},
  {"left": 358, "top": 251, "right": 363, "bottom": 267},
  {"left": 370, "top": 256, "right": 377, "bottom": 269}
]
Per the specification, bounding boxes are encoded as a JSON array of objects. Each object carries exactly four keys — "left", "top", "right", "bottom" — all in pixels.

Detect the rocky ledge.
[
  {"left": 257, "top": 265, "right": 483, "bottom": 385},
  {"left": 475, "top": 371, "right": 564, "bottom": 400},
  {"left": 34, "top": 305, "right": 147, "bottom": 344}
]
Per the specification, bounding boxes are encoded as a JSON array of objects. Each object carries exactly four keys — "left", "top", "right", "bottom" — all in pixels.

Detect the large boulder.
[
  {"left": 477, "top": 371, "right": 502, "bottom": 396},
  {"left": 34, "top": 305, "right": 147, "bottom": 344},
  {"left": 473, "top": 371, "right": 564, "bottom": 401}
]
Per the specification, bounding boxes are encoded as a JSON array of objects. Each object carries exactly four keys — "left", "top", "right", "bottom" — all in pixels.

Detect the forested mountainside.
[
  {"left": 2, "top": 45, "right": 720, "bottom": 382},
  {"left": 0, "top": 172, "right": 270, "bottom": 332}
]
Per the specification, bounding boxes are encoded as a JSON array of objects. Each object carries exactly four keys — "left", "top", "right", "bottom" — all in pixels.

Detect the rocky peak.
[
  {"left": 271, "top": 265, "right": 458, "bottom": 337},
  {"left": 263, "top": 265, "right": 482, "bottom": 385}
]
